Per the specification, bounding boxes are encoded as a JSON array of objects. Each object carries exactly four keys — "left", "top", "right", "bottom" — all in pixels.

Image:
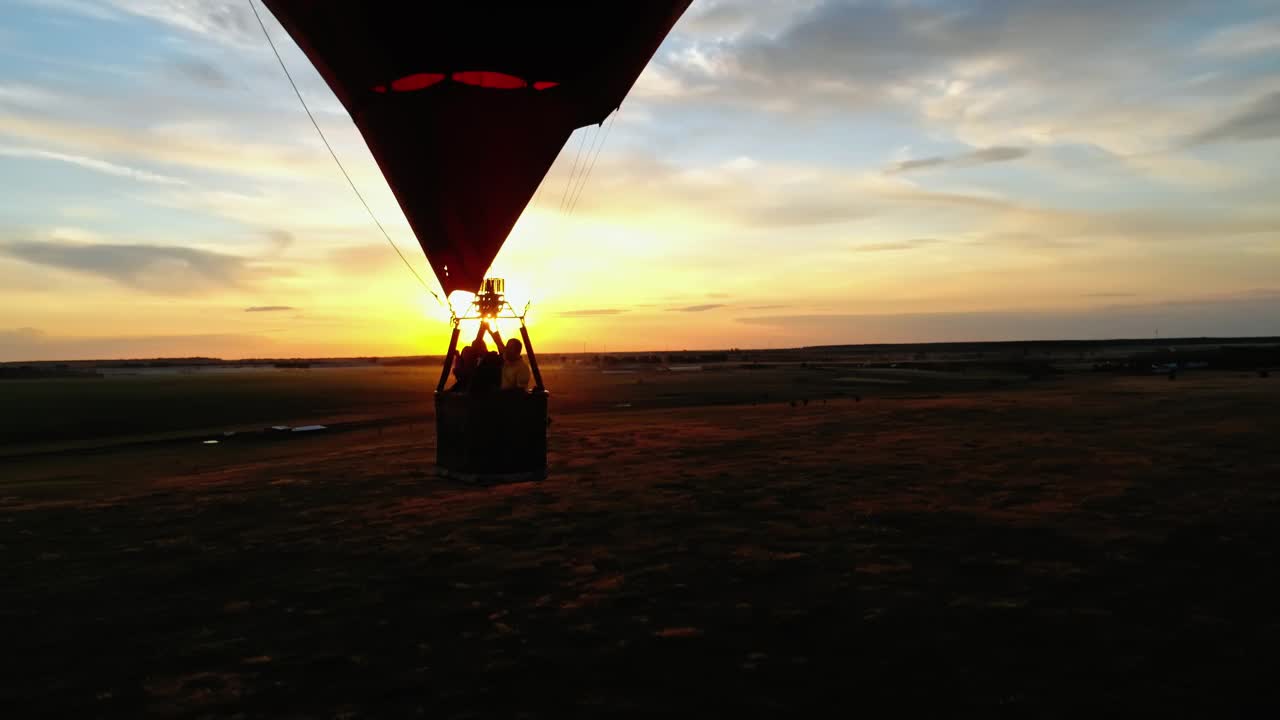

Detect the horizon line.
[{"left": 5, "top": 334, "right": 1280, "bottom": 365}]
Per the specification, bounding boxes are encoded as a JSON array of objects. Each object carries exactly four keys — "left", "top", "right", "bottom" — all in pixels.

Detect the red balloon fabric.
[{"left": 261, "top": 1, "right": 692, "bottom": 296}]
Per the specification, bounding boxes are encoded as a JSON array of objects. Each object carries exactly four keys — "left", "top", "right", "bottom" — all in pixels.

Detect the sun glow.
[{"left": 430, "top": 281, "right": 554, "bottom": 355}]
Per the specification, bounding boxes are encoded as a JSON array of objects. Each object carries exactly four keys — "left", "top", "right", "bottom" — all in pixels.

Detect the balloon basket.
[
  {"left": 434, "top": 390, "right": 548, "bottom": 484},
  {"left": 431, "top": 278, "right": 550, "bottom": 483}
]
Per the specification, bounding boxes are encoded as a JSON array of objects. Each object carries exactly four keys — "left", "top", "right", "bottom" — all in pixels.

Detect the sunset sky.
[{"left": 2, "top": 0, "right": 1279, "bottom": 360}]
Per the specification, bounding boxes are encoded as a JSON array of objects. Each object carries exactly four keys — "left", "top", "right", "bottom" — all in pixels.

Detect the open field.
[
  {"left": 1, "top": 357, "right": 1027, "bottom": 455},
  {"left": 3, "top": 359, "right": 1280, "bottom": 716}
]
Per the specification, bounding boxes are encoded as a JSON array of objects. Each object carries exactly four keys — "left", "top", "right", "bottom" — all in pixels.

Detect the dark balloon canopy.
[{"left": 261, "top": 1, "right": 693, "bottom": 296}]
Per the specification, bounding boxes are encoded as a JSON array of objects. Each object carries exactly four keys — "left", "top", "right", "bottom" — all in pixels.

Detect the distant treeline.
[
  {"left": 0, "top": 365, "right": 102, "bottom": 380},
  {"left": 556, "top": 352, "right": 732, "bottom": 365},
  {"left": 380, "top": 357, "right": 437, "bottom": 366},
  {"left": 808, "top": 337, "right": 1280, "bottom": 356},
  {"left": 100, "top": 358, "right": 223, "bottom": 368},
  {"left": 1093, "top": 345, "right": 1280, "bottom": 373}
]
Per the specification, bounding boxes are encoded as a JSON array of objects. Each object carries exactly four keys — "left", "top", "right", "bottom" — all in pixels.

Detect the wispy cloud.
[
  {"left": 108, "top": 0, "right": 260, "bottom": 46},
  {"left": 744, "top": 199, "right": 873, "bottom": 227},
  {"left": 0, "top": 83, "right": 65, "bottom": 110},
  {"left": 737, "top": 295, "right": 1280, "bottom": 344},
  {"left": 886, "top": 147, "right": 1029, "bottom": 174},
  {"left": 1191, "top": 91, "right": 1280, "bottom": 145},
  {"left": 0, "top": 113, "right": 331, "bottom": 182},
  {"left": 265, "top": 230, "right": 293, "bottom": 255},
  {"left": 0, "top": 144, "right": 189, "bottom": 185},
  {"left": 245, "top": 305, "right": 293, "bottom": 312},
  {"left": 173, "top": 57, "right": 232, "bottom": 89},
  {"left": 1, "top": 240, "right": 260, "bottom": 294},
  {"left": 0, "top": 326, "right": 280, "bottom": 362},
  {"left": 642, "top": 0, "right": 1267, "bottom": 173},
  {"left": 0, "top": 326, "right": 46, "bottom": 343},
  {"left": 326, "top": 244, "right": 402, "bottom": 275},
  {"left": 851, "top": 238, "right": 943, "bottom": 252},
  {"left": 670, "top": 303, "right": 726, "bottom": 313},
  {"left": 1196, "top": 20, "right": 1280, "bottom": 57},
  {"left": 558, "top": 308, "right": 629, "bottom": 317},
  {"left": 656, "top": 0, "right": 1201, "bottom": 116},
  {"left": 681, "top": 2, "right": 754, "bottom": 37},
  {"left": 14, "top": 0, "right": 122, "bottom": 22}
]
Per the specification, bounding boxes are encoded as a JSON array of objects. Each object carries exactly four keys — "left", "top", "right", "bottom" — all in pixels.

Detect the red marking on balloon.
[
  {"left": 533, "top": 81, "right": 560, "bottom": 91},
  {"left": 391, "top": 73, "right": 445, "bottom": 92},
  {"left": 371, "top": 84, "right": 387, "bottom": 93},
  {"left": 453, "top": 71, "right": 527, "bottom": 89}
]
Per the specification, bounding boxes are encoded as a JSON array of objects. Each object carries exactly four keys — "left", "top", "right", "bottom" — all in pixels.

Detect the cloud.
[
  {"left": 1197, "top": 20, "right": 1280, "bottom": 57},
  {"left": 173, "top": 58, "right": 231, "bottom": 89},
  {"left": 14, "top": 0, "right": 122, "bottom": 21},
  {"left": 746, "top": 304, "right": 788, "bottom": 310},
  {"left": 744, "top": 199, "right": 873, "bottom": 227},
  {"left": 571, "top": 151, "right": 884, "bottom": 229},
  {"left": 0, "top": 144, "right": 189, "bottom": 185},
  {"left": 851, "top": 238, "right": 943, "bottom": 252},
  {"left": 722, "top": 156, "right": 758, "bottom": 171},
  {"left": 887, "top": 146, "right": 1029, "bottom": 174},
  {"left": 643, "top": 0, "right": 1257, "bottom": 172},
  {"left": 1081, "top": 292, "right": 1137, "bottom": 298},
  {"left": 0, "top": 113, "right": 333, "bottom": 182},
  {"left": 682, "top": 2, "right": 753, "bottom": 36},
  {"left": 327, "top": 244, "right": 400, "bottom": 275},
  {"left": 1191, "top": 91, "right": 1280, "bottom": 144},
  {"left": 265, "top": 229, "right": 293, "bottom": 255},
  {"left": 0, "top": 327, "right": 280, "bottom": 362},
  {"left": 736, "top": 295, "right": 1280, "bottom": 344},
  {"left": 675, "top": 0, "right": 824, "bottom": 40},
  {"left": 0, "top": 240, "right": 260, "bottom": 294},
  {"left": 573, "top": 150, "right": 1280, "bottom": 246},
  {"left": 660, "top": 1, "right": 1198, "bottom": 112},
  {"left": 558, "top": 308, "right": 629, "bottom": 317},
  {"left": 0, "top": 84, "right": 65, "bottom": 110},
  {"left": 108, "top": 0, "right": 260, "bottom": 46},
  {"left": 670, "top": 303, "right": 726, "bottom": 312},
  {"left": 0, "top": 327, "right": 46, "bottom": 343},
  {"left": 245, "top": 305, "right": 293, "bottom": 312}
]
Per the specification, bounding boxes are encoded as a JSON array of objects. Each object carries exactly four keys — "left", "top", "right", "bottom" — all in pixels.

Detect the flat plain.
[{"left": 3, "top": 355, "right": 1279, "bottom": 717}]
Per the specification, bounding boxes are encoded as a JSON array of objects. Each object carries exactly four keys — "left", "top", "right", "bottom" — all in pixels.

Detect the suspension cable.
[
  {"left": 558, "top": 126, "right": 592, "bottom": 211},
  {"left": 568, "top": 110, "right": 618, "bottom": 216},
  {"left": 248, "top": 0, "right": 443, "bottom": 305}
]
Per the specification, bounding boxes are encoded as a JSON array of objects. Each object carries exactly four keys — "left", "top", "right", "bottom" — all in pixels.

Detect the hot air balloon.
[{"left": 258, "top": 1, "right": 692, "bottom": 480}]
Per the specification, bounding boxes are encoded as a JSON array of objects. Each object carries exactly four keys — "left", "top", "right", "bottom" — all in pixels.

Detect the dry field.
[{"left": 3, "top": 366, "right": 1279, "bottom": 717}]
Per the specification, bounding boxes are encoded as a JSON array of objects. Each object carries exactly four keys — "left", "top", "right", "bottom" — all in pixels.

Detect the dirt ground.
[{"left": 3, "top": 372, "right": 1280, "bottom": 717}]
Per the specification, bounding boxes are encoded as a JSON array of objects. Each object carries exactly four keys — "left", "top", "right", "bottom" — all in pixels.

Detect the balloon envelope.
[{"left": 261, "top": 1, "right": 692, "bottom": 296}]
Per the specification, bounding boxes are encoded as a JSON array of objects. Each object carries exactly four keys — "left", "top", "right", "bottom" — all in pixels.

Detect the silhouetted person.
[
  {"left": 471, "top": 338, "right": 502, "bottom": 393},
  {"left": 501, "top": 338, "right": 532, "bottom": 392},
  {"left": 450, "top": 345, "right": 478, "bottom": 392}
]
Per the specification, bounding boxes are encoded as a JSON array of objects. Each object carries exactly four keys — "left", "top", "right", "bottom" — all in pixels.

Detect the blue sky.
[{"left": 2, "top": 0, "right": 1279, "bottom": 360}]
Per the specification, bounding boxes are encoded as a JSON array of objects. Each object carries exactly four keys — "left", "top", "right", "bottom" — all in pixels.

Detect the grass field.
[
  {"left": 1, "top": 360, "right": 1014, "bottom": 454},
  {"left": 3, "top": 361, "right": 1280, "bottom": 716}
]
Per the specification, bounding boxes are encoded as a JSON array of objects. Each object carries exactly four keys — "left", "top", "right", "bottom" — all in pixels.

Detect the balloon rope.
[
  {"left": 567, "top": 114, "right": 609, "bottom": 211},
  {"left": 568, "top": 110, "right": 618, "bottom": 216},
  {"left": 559, "top": 127, "right": 591, "bottom": 211},
  {"left": 248, "top": 0, "right": 444, "bottom": 306}
]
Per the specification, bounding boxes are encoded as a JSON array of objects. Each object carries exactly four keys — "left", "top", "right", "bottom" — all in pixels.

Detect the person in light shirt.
[{"left": 500, "top": 338, "right": 532, "bottom": 392}]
